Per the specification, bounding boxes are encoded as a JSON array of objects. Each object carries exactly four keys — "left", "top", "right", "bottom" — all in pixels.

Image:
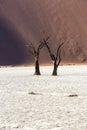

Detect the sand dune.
[{"left": 0, "top": 0, "right": 87, "bottom": 65}]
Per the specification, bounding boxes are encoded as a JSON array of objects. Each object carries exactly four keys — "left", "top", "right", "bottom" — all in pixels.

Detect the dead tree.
[
  {"left": 26, "top": 42, "right": 45, "bottom": 75},
  {"left": 41, "top": 38, "right": 64, "bottom": 76}
]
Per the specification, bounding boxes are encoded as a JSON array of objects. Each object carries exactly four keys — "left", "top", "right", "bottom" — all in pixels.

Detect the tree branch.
[
  {"left": 40, "top": 37, "right": 55, "bottom": 61},
  {"left": 57, "top": 50, "right": 61, "bottom": 67},
  {"left": 29, "top": 43, "right": 36, "bottom": 55},
  {"left": 37, "top": 42, "right": 45, "bottom": 53},
  {"left": 43, "top": 36, "right": 50, "bottom": 43},
  {"left": 56, "top": 42, "right": 64, "bottom": 60},
  {"left": 45, "top": 43, "right": 55, "bottom": 61}
]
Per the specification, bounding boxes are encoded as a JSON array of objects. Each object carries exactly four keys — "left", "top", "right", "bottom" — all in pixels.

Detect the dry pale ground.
[{"left": 0, "top": 66, "right": 87, "bottom": 130}]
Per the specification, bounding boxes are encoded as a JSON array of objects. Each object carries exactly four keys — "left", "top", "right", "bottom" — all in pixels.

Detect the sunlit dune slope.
[{"left": 0, "top": 0, "right": 87, "bottom": 65}]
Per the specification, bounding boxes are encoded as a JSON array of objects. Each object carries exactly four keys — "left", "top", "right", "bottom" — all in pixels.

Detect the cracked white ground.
[{"left": 0, "top": 66, "right": 87, "bottom": 130}]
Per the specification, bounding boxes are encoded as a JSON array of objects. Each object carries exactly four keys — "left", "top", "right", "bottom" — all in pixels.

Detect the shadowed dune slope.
[{"left": 0, "top": 0, "right": 87, "bottom": 65}]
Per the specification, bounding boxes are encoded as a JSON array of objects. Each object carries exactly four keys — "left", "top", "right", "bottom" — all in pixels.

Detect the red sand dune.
[{"left": 0, "top": 0, "right": 87, "bottom": 65}]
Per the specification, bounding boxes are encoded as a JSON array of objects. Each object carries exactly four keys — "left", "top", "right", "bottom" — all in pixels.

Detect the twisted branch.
[{"left": 56, "top": 42, "right": 64, "bottom": 60}]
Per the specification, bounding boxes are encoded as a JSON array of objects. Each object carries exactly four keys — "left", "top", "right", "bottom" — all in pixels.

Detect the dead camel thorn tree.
[
  {"left": 41, "top": 37, "right": 64, "bottom": 76},
  {"left": 26, "top": 42, "right": 45, "bottom": 75}
]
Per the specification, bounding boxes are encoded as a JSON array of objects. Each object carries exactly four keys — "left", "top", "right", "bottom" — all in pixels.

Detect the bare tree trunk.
[
  {"left": 34, "top": 59, "right": 41, "bottom": 75},
  {"left": 27, "top": 41, "right": 45, "bottom": 75},
  {"left": 52, "top": 60, "right": 57, "bottom": 76}
]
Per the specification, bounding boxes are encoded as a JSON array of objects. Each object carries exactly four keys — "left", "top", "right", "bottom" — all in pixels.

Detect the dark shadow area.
[{"left": 0, "top": 17, "right": 30, "bottom": 66}]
